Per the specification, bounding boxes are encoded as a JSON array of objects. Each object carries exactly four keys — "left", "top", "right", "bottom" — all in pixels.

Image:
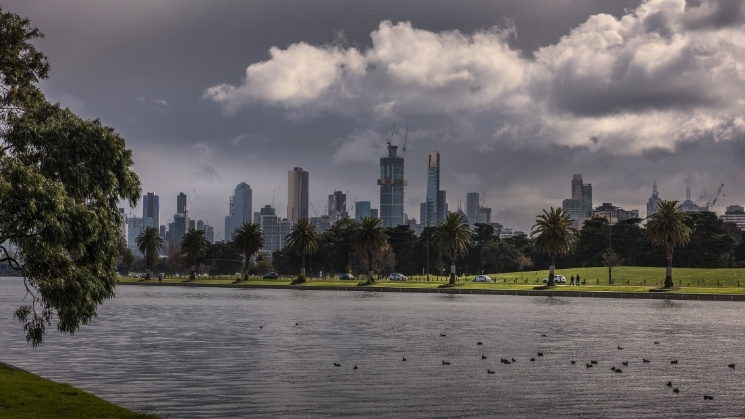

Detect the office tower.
[
  {"left": 127, "top": 216, "right": 144, "bottom": 252},
  {"left": 328, "top": 190, "right": 347, "bottom": 222},
  {"left": 378, "top": 144, "right": 406, "bottom": 228},
  {"left": 310, "top": 215, "right": 331, "bottom": 234},
  {"left": 562, "top": 174, "right": 592, "bottom": 228},
  {"left": 172, "top": 213, "right": 188, "bottom": 244},
  {"left": 225, "top": 182, "right": 252, "bottom": 241},
  {"left": 355, "top": 201, "right": 371, "bottom": 220},
  {"left": 197, "top": 220, "right": 204, "bottom": 231},
  {"left": 278, "top": 219, "right": 293, "bottom": 248},
  {"left": 371, "top": 209, "right": 379, "bottom": 219},
  {"left": 142, "top": 192, "right": 159, "bottom": 230},
  {"left": 646, "top": 181, "right": 663, "bottom": 218},
  {"left": 203, "top": 225, "right": 214, "bottom": 244},
  {"left": 255, "top": 205, "right": 280, "bottom": 256},
  {"left": 189, "top": 219, "right": 196, "bottom": 230},
  {"left": 721, "top": 205, "right": 745, "bottom": 230},
  {"left": 420, "top": 151, "right": 447, "bottom": 228},
  {"left": 288, "top": 167, "right": 309, "bottom": 223},
  {"left": 479, "top": 207, "right": 492, "bottom": 224},
  {"left": 177, "top": 192, "right": 187, "bottom": 215},
  {"left": 466, "top": 193, "right": 480, "bottom": 224},
  {"left": 159, "top": 225, "right": 166, "bottom": 239}
]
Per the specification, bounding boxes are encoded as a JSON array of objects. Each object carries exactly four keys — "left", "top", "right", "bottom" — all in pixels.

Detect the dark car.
[
  {"left": 263, "top": 272, "right": 279, "bottom": 279},
  {"left": 340, "top": 273, "right": 355, "bottom": 280}
]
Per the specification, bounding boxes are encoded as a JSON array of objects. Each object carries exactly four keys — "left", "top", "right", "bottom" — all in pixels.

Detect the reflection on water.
[{"left": 1, "top": 278, "right": 744, "bottom": 418}]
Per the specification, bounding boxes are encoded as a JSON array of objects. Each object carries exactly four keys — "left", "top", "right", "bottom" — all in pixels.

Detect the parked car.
[
  {"left": 542, "top": 275, "right": 566, "bottom": 283},
  {"left": 340, "top": 273, "right": 355, "bottom": 280},
  {"left": 472, "top": 275, "right": 493, "bottom": 282},
  {"left": 389, "top": 273, "right": 408, "bottom": 281},
  {"left": 263, "top": 272, "right": 279, "bottom": 279}
]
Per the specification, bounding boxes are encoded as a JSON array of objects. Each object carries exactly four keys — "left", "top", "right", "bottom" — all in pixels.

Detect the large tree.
[
  {"left": 531, "top": 207, "right": 578, "bottom": 287},
  {"left": 135, "top": 227, "right": 163, "bottom": 280},
  {"left": 352, "top": 216, "right": 389, "bottom": 282},
  {"left": 285, "top": 218, "right": 318, "bottom": 280},
  {"left": 646, "top": 200, "right": 691, "bottom": 289},
  {"left": 232, "top": 222, "right": 265, "bottom": 280},
  {"left": 0, "top": 9, "right": 141, "bottom": 346},
  {"left": 432, "top": 212, "right": 474, "bottom": 285},
  {"left": 181, "top": 228, "right": 209, "bottom": 280}
]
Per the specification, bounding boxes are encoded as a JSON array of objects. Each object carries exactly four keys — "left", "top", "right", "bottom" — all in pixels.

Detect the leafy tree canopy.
[{"left": 0, "top": 8, "right": 141, "bottom": 346}]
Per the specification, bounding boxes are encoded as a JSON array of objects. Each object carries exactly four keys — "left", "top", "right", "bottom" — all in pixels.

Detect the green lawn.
[
  {"left": 0, "top": 363, "right": 158, "bottom": 419},
  {"left": 119, "top": 266, "right": 745, "bottom": 294}
]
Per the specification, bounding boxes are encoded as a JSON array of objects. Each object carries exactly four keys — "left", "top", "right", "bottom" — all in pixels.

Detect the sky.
[{"left": 5, "top": 0, "right": 745, "bottom": 235}]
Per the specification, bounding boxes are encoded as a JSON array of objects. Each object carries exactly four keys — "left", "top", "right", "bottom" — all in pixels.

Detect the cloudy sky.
[{"left": 5, "top": 0, "right": 745, "bottom": 234}]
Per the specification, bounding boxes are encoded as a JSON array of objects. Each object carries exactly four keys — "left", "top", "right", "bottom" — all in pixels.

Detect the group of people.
[{"left": 569, "top": 274, "right": 583, "bottom": 286}]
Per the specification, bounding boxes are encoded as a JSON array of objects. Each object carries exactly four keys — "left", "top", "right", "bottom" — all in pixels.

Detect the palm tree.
[
  {"left": 531, "top": 207, "right": 578, "bottom": 287},
  {"left": 135, "top": 226, "right": 164, "bottom": 279},
  {"left": 232, "top": 222, "right": 265, "bottom": 281},
  {"left": 646, "top": 200, "right": 691, "bottom": 289},
  {"left": 432, "top": 212, "right": 474, "bottom": 285},
  {"left": 285, "top": 218, "right": 319, "bottom": 280},
  {"left": 181, "top": 228, "right": 209, "bottom": 280},
  {"left": 351, "top": 216, "right": 389, "bottom": 282}
]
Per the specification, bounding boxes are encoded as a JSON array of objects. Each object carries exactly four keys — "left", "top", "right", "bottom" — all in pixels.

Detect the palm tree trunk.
[
  {"left": 449, "top": 253, "right": 456, "bottom": 285},
  {"left": 301, "top": 251, "right": 306, "bottom": 277},
  {"left": 664, "top": 244, "right": 674, "bottom": 289},
  {"left": 366, "top": 252, "right": 374, "bottom": 282},
  {"left": 548, "top": 255, "right": 556, "bottom": 287},
  {"left": 244, "top": 252, "right": 250, "bottom": 281},
  {"left": 190, "top": 260, "right": 196, "bottom": 281}
]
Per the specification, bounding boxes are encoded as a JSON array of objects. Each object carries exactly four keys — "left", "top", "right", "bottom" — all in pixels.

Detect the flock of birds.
[{"left": 322, "top": 330, "right": 735, "bottom": 402}]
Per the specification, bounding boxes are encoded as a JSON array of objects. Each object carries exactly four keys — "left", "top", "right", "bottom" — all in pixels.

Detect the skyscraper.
[
  {"left": 142, "top": 192, "right": 160, "bottom": 231},
  {"left": 287, "top": 167, "right": 309, "bottom": 223},
  {"left": 255, "top": 205, "right": 280, "bottom": 256},
  {"left": 328, "top": 190, "right": 347, "bottom": 222},
  {"left": 378, "top": 144, "right": 406, "bottom": 228},
  {"left": 225, "top": 182, "right": 252, "bottom": 241},
  {"left": 355, "top": 201, "right": 371, "bottom": 220},
  {"left": 646, "top": 181, "right": 663, "bottom": 218},
  {"left": 420, "top": 151, "right": 447, "bottom": 228},
  {"left": 562, "top": 174, "right": 592, "bottom": 228},
  {"left": 177, "top": 192, "right": 187, "bottom": 215},
  {"left": 466, "top": 192, "right": 480, "bottom": 224}
]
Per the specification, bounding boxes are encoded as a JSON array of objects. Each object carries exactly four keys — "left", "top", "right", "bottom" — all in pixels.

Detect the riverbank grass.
[{"left": 0, "top": 363, "right": 158, "bottom": 419}]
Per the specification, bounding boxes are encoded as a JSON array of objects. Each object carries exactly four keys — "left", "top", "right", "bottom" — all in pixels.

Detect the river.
[{"left": 1, "top": 278, "right": 744, "bottom": 418}]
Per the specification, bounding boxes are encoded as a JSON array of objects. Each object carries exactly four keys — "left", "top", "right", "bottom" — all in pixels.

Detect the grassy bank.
[
  {"left": 119, "top": 266, "right": 745, "bottom": 294},
  {"left": 0, "top": 363, "right": 158, "bottom": 419}
]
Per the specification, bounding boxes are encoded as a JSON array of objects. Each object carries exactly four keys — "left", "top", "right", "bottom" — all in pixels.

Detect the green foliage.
[
  {"left": 291, "top": 274, "right": 308, "bottom": 285},
  {"left": 285, "top": 218, "right": 319, "bottom": 276},
  {"left": 386, "top": 224, "right": 418, "bottom": 275},
  {"left": 352, "top": 216, "right": 389, "bottom": 280},
  {"left": 480, "top": 240, "right": 520, "bottom": 273},
  {"left": 231, "top": 222, "right": 265, "bottom": 280},
  {"left": 678, "top": 211, "right": 736, "bottom": 268},
  {"left": 432, "top": 212, "right": 474, "bottom": 285},
  {"left": 1, "top": 9, "right": 141, "bottom": 346},
  {"left": 135, "top": 227, "right": 163, "bottom": 279},
  {"left": 531, "top": 207, "right": 578, "bottom": 286},
  {"left": 181, "top": 228, "right": 209, "bottom": 280},
  {"left": 646, "top": 200, "right": 691, "bottom": 288},
  {"left": 205, "top": 242, "right": 242, "bottom": 276}
]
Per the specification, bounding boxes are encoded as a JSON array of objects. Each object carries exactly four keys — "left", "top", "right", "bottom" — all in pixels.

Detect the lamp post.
[{"left": 607, "top": 210, "right": 613, "bottom": 285}]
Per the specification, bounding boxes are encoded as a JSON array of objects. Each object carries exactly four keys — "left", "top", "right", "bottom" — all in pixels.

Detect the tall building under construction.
[{"left": 378, "top": 144, "right": 406, "bottom": 228}]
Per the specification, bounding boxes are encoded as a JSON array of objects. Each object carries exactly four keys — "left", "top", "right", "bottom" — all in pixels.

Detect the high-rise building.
[
  {"left": 177, "top": 192, "right": 187, "bottom": 215},
  {"left": 203, "top": 225, "right": 214, "bottom": 244},
  {"left": 721, "top": 205, "right": 745, "bottom": 230},
  {"left": 680, "top": 180, "right": 706, "bottom": 213},
  {"left": 562, "top": 174, "right": 592, "bottom": 228},
  {"left": 255, "top": 205, "right": 280, "bottom": 256},
  {"left": 478, "top": 207, "right": 492, "bottom": 224},
  {"left": 328, "top": 190, "right": 347, "bottom": 222},
  {"left": 126, "top": 216, "right": 144, "bottom": 252},
  {"left": 378, "top": 144, "right": 406, "bottom": 228},
  {"left": 590, "top": 203, "right": 640, "bottom": 224},
  {"left": 311, "top": 215, "right": 331, "bottom": 234},
  {"left": 646, "top": 181, "right": 663, "bottom": 218},
  {"left": 370, "top": 209, "right": 379, "bottom": 219},
  {"left": 225, "top": 182, "right": 252, "bottom": 241},
  {"left": 172, "top": 213, "right": 188, "bottom": 244},
  {"left": 278, "top": 219, "right": 293, "bottom": 249},
  {"left": 142, "top": 192, "right": 159, "bottom": 230},
  {"left": 420, "top": 151, "right": 447, "bottom": 228},
  {"left": 288, "top": 167, "right": 309, "bottom": 223},
  {"left": 466, "top": 192, "right": 480, "bottom": 224},
  {"left": 355, "top": 201, "right": 371, "bottom": 220}
]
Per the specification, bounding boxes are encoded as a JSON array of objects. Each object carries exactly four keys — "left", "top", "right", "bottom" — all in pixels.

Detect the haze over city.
[{"left": 6, "top": 0, "right": 745, "bottom": 233}]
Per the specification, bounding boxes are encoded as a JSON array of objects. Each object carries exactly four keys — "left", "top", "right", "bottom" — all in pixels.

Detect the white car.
[
  {"left": 389, "top": 273, "right": 408, "bottom": 281},
  {"left": 472, "top": 275, "right": 493, "bottom": 282},
  {"left": 542, "top": 275, "right": 566, "bottom": 283}
]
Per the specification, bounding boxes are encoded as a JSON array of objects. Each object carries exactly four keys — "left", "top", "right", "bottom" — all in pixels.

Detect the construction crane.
[
  {"left": 386, "top": 123, "right": 396, "bottom": 147},
  {"left": 708, "top": 184, "right": 724, "bottom": 210},
  {"left": 185, "top": 188, "right": 196, "bottom": 217}
]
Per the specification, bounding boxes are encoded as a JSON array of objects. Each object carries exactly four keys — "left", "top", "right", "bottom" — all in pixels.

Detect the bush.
[{"left": 291, "top": 274, "right": 307, "bottom": 285}]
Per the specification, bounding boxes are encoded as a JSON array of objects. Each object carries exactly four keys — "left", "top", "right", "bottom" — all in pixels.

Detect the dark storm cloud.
[{"left": 4, "top": 0, "right": 744, "bottom": 232}]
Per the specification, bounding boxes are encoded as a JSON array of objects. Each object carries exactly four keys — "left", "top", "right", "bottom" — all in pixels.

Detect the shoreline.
[{"left": 117, "top": 281, "right": 745, "bottom": 302}]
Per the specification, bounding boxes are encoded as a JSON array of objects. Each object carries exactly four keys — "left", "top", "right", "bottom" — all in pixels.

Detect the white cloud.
[{"left": 204, "top": 0, "right": 745, "bottom": 158}]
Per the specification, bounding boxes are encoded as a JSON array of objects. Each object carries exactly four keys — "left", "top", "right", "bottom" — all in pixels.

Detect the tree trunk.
[
  {"left": 190, "top": 261, "right": 196, "bottom": 281},
  {"left": 664, "top": 244, "right": 674, "bottom": 289},
  {"left": 449, "top": 254, "right": 456, "bottom": 285},
  {"left": 244, "top": 252, "right": 250, "bottom": 281},
  {"left": 300, "top": 251, "right": 306, "bottom": 277},
  {"left": 367, "top": 251, "right": 374, "bottom": 282},
  {"left": 547, "top": 256, "right": 556, "bottom": 287}
]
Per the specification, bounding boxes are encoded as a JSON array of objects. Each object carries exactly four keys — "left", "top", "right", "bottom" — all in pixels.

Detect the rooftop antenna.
[{"left": 386, "top": 123, "right": 396, "bottom": 147}]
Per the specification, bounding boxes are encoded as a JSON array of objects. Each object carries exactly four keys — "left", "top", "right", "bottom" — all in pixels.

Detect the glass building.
[{"left": 378, "top": 144, "right": 406, "bottom": 228}]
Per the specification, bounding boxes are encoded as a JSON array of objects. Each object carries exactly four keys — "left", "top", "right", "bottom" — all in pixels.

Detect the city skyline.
[{"left": 7, "top": 0, "right": 745, "bottom": 233}]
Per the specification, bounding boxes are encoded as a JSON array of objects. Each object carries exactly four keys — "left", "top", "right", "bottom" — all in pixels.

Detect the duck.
[
  {"left": 666, "top": 381, "right": 672, "bottom": 387},
  {"left": 334, "top": 363, "right": 341, "bottom": 367},
  {"left": 571, "top": 360, "right": 576, "bottom": 364},
  {"left": 643, "top": 359, "right": 650, "bottom": 363},
  {"left": 671, "top": 360, "right": 678, "bottom": 364},
  {"left": 618, "top": 346, "right": 623, "bottom": 350},
  {"left": 477, "top": 341, "right": 483, "bottom": 345},
  {"left": 442, "top": 360, "right": 451, "bottom": 365},
  {"left": 622, "top": 361, "right": 628, "bottom": 366},
  {"left": 590, "top": 360, "right": 598, "bottom": 364},
  {"left": 440, "top": 334, "right": 446, "bottom": 337},
  {"left": 728, "top": 363, "right": 735, "bottom": 369},
  {"left": 482, "top": 355, "right": 487, "bottom": 360},
  {"left": 353, "top": 365, "right": 358, "bottom": 370},
  {"left": 673, "top": 388, "right": 679, "bottom": 393},
  {"left": 704, "top": 395, "right": 714, "bottom": 400},
  {"left": 487, "top": 369, "right": 495, "bottom": 374},
  {"left": 402, "top": 357, "right": 407, "bottom": 362},
  {"left": 611, "top": 367, "right": 616, "bottom": 371},
  {"left": 586, "top": 363, "right": 592, "bottom": 368},
  {"left": 537, "top": 352, "right": 544, "bottom": 357},
  {"left": 615, "top": 369, "right": 623, "bottom": 373},
  {"left": 530, "top": 358, "right": 536, "bottom": 362},
  {"left": 511, "top": 358, "right": 516, "bottom": 363}
]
